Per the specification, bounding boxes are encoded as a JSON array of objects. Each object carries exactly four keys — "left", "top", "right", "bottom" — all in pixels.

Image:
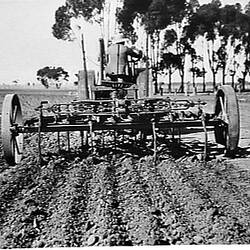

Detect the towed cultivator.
[
  {"left": 0, "top": 39, "right": 240, "bottom": 165},
  {"left": 1, "top": 83, "right": 240, "bottom": 165}
]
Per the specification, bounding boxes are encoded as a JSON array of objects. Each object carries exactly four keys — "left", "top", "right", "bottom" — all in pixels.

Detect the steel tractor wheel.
[
  {"left": 214, "top": 85, "right": 240, "bottom": 156},
  {"left": 1, "top": 94, "right": 23, "bottom": 165}
]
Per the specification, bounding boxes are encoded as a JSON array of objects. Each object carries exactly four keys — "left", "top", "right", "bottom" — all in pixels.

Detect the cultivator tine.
[
  {"left": 101, "top": 131, "right": 105, "bottom": 148},
  {"left": 178, "top": 128, "right": 181, "bottom": 143},
  {"left": 57, "top": 132, "right": 60, "bottom": 152},
  {"left": 169, "top": 114, "right": 175, "bottom": 142},
  {"left": 114, "top": 130, "right": 117, "bottom": 154},
  {"left": 80, "top": 131, "right": 84, "bottom": 149},
  {"left": 152, "top": 120, "right": 157, "bottom": 164},
  {"left": 139, "top": 131, "right": 146, "bottom": 141},
  {"left": 89, "top": 120, "right": 94, "bottom": 153},
  {"left": 139, "top": 131, "right": 142, "bottom": 141},
  {"left": 171, "top": 128, "right": 175, "bottom": 142},
  {"left": 38, "top": 119, "right": 42, "bottom": 166},
  {"left": 67, "top": 131, "right": 70, "bottom": 152},
  {"left": 201, "top": 113, "right": 208, "bottom": 162}
]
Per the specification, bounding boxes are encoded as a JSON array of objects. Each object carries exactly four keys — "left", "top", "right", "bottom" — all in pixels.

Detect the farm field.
[{"left": 0, "top": 88, "right": 250, "bottom": 247}]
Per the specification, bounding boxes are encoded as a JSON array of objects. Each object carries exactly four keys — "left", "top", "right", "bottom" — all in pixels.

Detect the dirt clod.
[{"left": 87, "top": 235, "right": 99, "bottom": 246}]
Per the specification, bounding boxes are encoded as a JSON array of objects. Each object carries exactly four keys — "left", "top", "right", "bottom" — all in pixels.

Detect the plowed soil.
[{"left": 0, "top": 90, "right": 250, "bottom": 248}]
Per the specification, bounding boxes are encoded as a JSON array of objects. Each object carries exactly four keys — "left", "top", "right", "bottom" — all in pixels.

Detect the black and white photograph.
[{"left": 0, "top": 0, "right": 250, "bottom": 248}]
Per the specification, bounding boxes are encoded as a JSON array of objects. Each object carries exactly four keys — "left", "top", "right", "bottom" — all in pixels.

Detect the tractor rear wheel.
[{"left": 214, "top": 85, "right": 240, "bottom": 156}]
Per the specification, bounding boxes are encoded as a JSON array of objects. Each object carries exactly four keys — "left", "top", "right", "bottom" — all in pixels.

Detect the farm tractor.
[{"left": 1, "top": 39, "right": 240, "bottom": 165}]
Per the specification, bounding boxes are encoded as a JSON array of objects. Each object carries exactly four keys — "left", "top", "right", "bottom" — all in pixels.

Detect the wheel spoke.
[
  {"left": 13, "top": 136, "right": 21, "bottom": 155},
  {"left": 219, "top": 97, "right": 226, "bottom": 115},
  {"left": 219, "top": 96, "right": 228, "bottom": 123},
  {"left": 11, "top": 105, "right": 18, "bottom": 124},
  {"left": 10, "top": 136, "right": 15, "bottom": 155}
]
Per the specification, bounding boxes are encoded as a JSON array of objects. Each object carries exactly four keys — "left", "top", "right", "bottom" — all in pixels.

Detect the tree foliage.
[
  {"left": 245, "top": 1, "right": 250, "bottom": 16},
  {"left": 37, "top": 66, "right": 69, "bottom": 88},
  {"left": 51, "top": 0, "right": 250, "bottom": 91},
  {"left": 66, "top": 0, "right": 104, "bottom": 20},
  {"left": 52, "top": 5, "right": 73, "bottom": 41},
  {"left": 162, "top": 29, "right": 178, "bottom": 49},
  {"left": 184, "top": 2, "right": 221, "bottom": 42},
  {"left": 117, "top": 0, "right": 186, "bottom": 35},
  {"left": 52, "top": 0, "right": 105, "bottom": 41},
  {"left": 160, "top": 52, "right": 182, "bottom": 71},
  {"left": 183, "top": 1, "right": 250, "bottom": 89}
]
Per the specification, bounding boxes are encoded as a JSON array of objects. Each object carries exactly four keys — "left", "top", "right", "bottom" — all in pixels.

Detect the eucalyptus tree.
[
  {"left": 188, "top": 46, "right": 205, "bottom": 92},
  {"left": 160, "top": 0, "right": 201, "bottom": 93},
  {"left": 161, "top": 27, "right": 199, "bottom": 92},
  {"left": 238, "top": 2, "right": 250, "bottom": 90},
  {"left": 160, "top": 29, "right": 181, "bottom": 92},
  {"left": 218, "top": 4, "right": 246, "bottom": 87},
  {"left": 240, "top": 34, "right": 250, "bottom": 90},
  {"left": 52, "top": 0, "right": 105, "bottom": 92},
  {"left": 185, "top": 1, "right": 250, "bottom": 90},
  {"left": 117, "top": 0, "right": 186, "bottom": 36},
  {"left": 52, "top": 0, "right": 105, "bottom": 41},
  {"left": 217, "top": 2, "right": 250, "bottom": 90},
  {"left": 37, "top": 66, "right": 69, "bottom": 89},
  {"left": 184, "top": 0, "right": 222, "bottom": 91},
  {"left": 159, "top": 52, "right": 182, "bottom": 93},
  {"left": 117, "top": 0, "right": 187, "bottom": 92},
  {"left": 216, "top": 43, "right": 227, "bottom": 85}
]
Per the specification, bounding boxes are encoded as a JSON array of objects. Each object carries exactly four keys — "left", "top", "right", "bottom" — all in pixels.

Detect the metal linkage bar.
[
  {"left": 20, "top": 119, "right": 219, "bottom": 134},
  {"left": 37, "top": 97, "right": 206, "bottom": 117}
]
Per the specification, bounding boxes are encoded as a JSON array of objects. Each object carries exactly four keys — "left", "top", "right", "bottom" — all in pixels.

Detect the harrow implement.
[{"left": 1, "top": 84, "right": 240, "bottom": 166}]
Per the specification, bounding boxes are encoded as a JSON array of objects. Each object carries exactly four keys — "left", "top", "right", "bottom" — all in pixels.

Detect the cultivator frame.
[{"left": 1, "top": 83, "right": 240, "bottom": 165}]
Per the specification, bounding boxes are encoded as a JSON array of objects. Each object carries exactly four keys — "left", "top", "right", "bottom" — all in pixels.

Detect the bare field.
[{"left": 0, "top": 89, "right": 250, "bottom": 247}]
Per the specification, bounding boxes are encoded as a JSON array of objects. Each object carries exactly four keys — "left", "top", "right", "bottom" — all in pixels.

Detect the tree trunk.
[
  {"left": 202, "top": 67, "right": 206, "bottom": 92},
  {"left": 178, "top": 65, "right": 185, "bottom": 93},
  {"left": 222, "top": 67, "right": 226, "bottom": 85},
  {"left": 231, "top": 75, "right": 235, "bottom": 89},
  {"left": 179, "top": 73, "right": 184, "bottom": 93},
  {"left": 145, "top": 33, "right": 149, "bottom": 97},
  {"left": 155, "top": 31, "right": 160, "bottom": 94},
  {"left": 168, "top": 68, "right": 172, "bottom": 93},
  {"left": 242, "top": 71, "right": 247, "bottom": 91},
  {"left": 212, "top": 71, "right": 216, "bottom": 92},
  {"left": 203, "top": 74, "right": 206, "bottom": 92},
  {"left": 153, "top": 70, "right": 158, "bottom": 94},
  {"left": 192, "top": 72, "right": 195, "bottom": 87}
]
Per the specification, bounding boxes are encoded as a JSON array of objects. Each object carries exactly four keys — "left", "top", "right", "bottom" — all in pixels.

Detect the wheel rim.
[
  {"left": 1, "top": 94, "right": 23, "bottom": 165},
  {"left": 214, "top": 85, "right": 240, "bottom": 153}
]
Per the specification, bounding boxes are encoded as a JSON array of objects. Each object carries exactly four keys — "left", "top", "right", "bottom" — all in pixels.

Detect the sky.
[
  {"left": 0, "top": 0, "right": 249, "bottom": 84},
  {"left": 0, "top": 0, "right": 100, "bottom": 84}
]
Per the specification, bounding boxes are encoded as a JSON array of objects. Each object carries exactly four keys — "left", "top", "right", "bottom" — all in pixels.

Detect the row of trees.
[
  {"left": 51, "top": 0, "right": 250, "bottom": 92},
  {"left": 118, "top": 0, "right": 250, "bottom": 92},
  {"left": 184, "top": 0, "right": 250, "bottom": 92}
]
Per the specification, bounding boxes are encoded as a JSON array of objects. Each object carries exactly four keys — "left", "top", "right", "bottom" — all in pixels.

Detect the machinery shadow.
[{"left": 39, "top": 130, "right": 248, "bottom": 165}]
